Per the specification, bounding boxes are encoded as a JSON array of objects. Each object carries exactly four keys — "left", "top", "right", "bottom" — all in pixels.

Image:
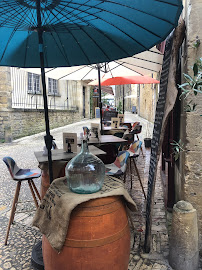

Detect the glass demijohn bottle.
[{"left": 65, "top": 139, "right": 105, "bottom": 194}]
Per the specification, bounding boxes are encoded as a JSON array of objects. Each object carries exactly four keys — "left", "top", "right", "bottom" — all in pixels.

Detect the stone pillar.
[
  {"left": 169, "top": 200, "right": 199, "bottom": 270},
  {"left": 0, "top": 67, "right": 12, "bottom": 142}
]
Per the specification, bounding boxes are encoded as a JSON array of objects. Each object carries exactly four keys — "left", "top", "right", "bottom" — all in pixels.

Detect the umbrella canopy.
[
  {"left": 0, "top": 0, "right": 182, "bottom": 68},
  {"left": 89, "top": 75, "right": 160, "bottom": 86},
  {"left": 22, "top": 47, "right": 164, "bottom": 79},
  {"left": 0, "top": 0, "right": 182, "bottom": 184}
]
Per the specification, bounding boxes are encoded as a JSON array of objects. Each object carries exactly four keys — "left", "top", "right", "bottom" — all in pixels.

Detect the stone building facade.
[
  {"left": 114, "top": 74, "right": 159, "bottom": 123},
  {"left": 174, "top": 0, "right": 202, "bottom": 248},
  {"left": 0, "top": 67, "right": 90, "bottom": 142},
  {"left": 138, "top": 76, "right": 159, "bottom": 123},
  {"left": 115, "top": 84, "right": 138, "bottom": 113}
]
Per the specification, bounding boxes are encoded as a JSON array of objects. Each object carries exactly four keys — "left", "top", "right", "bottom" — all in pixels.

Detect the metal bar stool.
[{"left": 3, "top": 157, "right": 41, "bottom": 245}]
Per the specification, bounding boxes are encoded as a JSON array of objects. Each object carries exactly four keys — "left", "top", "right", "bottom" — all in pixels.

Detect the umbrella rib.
[
  {"left": 154, "top": 0, "right": 181, "bottom": 7},
  {"left": 1, "top": 0, "right": 37, "bottom": 29},
  {"left": 44, "top": 7, "right": 92, "bottom": 64},
  {"left": 148, "top": 48, "right": 164, "bottom": 55},
  {"left": 116, "top": 60, "right": 160, "bottom": 73},
  {"left": 80, "top": 65, "right": 98, "bottom": 80},
  {"left": 96, "top": 0, "right": 181, "bottom": 24},
  {"left": 54, "top": 5, "right": 146, "bottom": 56},
  {"left": 0, "top": 1, "right": 33, "bottom": 63},
  {"left": 23, "top": 31, "right": 31, "bottom": 67},
  {"left": 58, "top": 2, "right": 160, "bottom": 51},
  {"left": 124, "top": 55, "right": 163, "bottom": 65},
  {"left": 59, "top": 0, "right": 177, "bottom": 34},
  {"left": 59, "top": 0, "right": 180, "bottom": 25},
  {"left": 0, "top": 26, "right": 18, "bottom": 62},
  {"left": 109, "top": 61, "right": 145, "bottom": 76},
  {"left": 106, "top": 63, "right": 114, "bottom": 78},
  {"left": 38, "top": 3, "right": 90, "bottom": 65},
  {"left": 0, "top": 1, "right": 29, "bottom": 28},
  {"left": 47, "top": 30, "right": 72, "bottom": 66},
  {"left": 57, "top": 66, "right": 90, "bottom": 80},
  {"left": 45, "top": 0, "right": 74, "bottom": 26},
  {"left": 52, "top": 5, "right": 113, "bottom": 62}
]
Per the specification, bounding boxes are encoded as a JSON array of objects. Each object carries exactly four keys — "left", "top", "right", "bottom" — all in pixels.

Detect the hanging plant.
[
  {"left": 170, "top": 139, "right": 186, "bottom": 161},
  {"left": 178, "top": 58, "right": 202, "bottom": 113}
]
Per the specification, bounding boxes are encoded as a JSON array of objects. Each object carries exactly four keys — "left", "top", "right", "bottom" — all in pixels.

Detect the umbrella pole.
[
  {"left": 123, "top": 86, "right": 125, "bottom": 114},
  {"left": 36, "top": 0, "right": 53, "bottom": 184},
  {"left": 97, "top": 64, "right": 103, "bottom": 134}
]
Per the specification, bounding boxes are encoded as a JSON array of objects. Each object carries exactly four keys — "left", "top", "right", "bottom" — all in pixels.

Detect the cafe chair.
[
  {"left": 3, "top": 157, "right": 41, "bottom": 245},
  {"left": 105, "top": 151, "right": 130, "bottom": 183},
  {"left": 113, "top": 132, "right": 124, "bottom": 151},
  {"left": 122, "top": 133, "right": 134, "bottom": 150},
  {"left": 121, "top": 123, "right": 132, "bottom": 131},
  {"left": 130, "top": 124, "right": 144, "bottom": 158},
  {"left": 97, "top": 144, "right": 118, "bottom": 164},
  {"left": 127, "top": 141, "right": 146, "bottom": 199},
  {"left": 131, "top": 122, "right": 140, "bottom": 130}
]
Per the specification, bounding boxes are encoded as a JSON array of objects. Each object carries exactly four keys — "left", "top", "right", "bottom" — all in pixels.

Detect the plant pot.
[{"left": 144, "top": 138, "right": 151, "bottom": 148}]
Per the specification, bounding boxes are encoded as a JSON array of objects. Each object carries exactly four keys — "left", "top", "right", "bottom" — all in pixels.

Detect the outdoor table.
[
  {"left": 34, "top": 146, "right": 105, "bottom": 164},
  {"left": 102, "top": 126, "right": 128, "bottom": 135},
  {"left": 77, "top": 135, "right": 127, "bottom": 146},
  {"left": 34, "top": 146, "right": 106, "bottom": 198}
]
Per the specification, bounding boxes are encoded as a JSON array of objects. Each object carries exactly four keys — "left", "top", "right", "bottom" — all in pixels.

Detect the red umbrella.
[
  {"left": 89, "top": 75, "right": 160, "bottom": 116},
  {"left": 88, "top": 75, "right": 160, "bottom": 86}
]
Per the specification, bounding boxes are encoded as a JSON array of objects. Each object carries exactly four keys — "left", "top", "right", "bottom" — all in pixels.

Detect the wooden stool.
[{"left": 3, "top": 157, "right": 41, "bottom": 245}]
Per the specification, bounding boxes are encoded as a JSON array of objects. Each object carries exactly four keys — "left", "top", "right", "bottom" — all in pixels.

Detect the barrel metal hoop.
[
  {"left": 72, "top": 199, "right": 124, "bottom": 217},
  {"left": 64, "top": 222, "right": 129, "bottom": 248}
]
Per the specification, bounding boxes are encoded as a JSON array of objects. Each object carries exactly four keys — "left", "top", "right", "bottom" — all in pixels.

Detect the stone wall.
[
  {"left": 0, "top": 109, "right": 82, "bottom": 141},
  {"left": 0, "top": 67, "right": 12, "bottom": 142},
  {"left": 0, "top": 67, "right": 89, "bottom": 142},
  {"left": 176, "top": 0, "right": 202, "bottom": 249},
  {"left": 138, "top": 79, "right": 158, "bottom": 123}
]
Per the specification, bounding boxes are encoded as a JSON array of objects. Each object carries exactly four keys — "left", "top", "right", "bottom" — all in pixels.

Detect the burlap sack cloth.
[{"left": 32, "top": 176, "right": 137, "bottom": 252}]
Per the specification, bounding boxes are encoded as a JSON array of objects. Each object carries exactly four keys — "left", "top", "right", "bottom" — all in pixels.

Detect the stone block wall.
[
  {"left": 139, "top": 83, "right": 157, "bottom": 123},
  {"left": 0, "top": 67, "right": 12, "bottom": 142},
  {"left": 176, "top": 0, "right": 202, "bottom": 249},
  {"left": 0, "top": 109, "right": 82, "bottom": 142}
]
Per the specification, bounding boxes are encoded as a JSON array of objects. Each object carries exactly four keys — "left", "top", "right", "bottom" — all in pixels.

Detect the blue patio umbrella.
[{"left": 0, "top": 0, "right": 183, "bottom": 183}]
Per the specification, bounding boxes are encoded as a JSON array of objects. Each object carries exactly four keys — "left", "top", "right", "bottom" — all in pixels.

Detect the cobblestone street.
[{"left": 0, "top": 113, "right": 195, "bottom": 269}]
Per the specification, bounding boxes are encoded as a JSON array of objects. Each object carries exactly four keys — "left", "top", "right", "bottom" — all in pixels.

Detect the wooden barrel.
[
  {"left": 40, "top": 163, "right": 67, "bottom": 199},
  {"left": 42, "top": 196, "right": 131, "bottom": 270},
  {"left": 40, "top": 169, "right": 50, "bottom": 199}
]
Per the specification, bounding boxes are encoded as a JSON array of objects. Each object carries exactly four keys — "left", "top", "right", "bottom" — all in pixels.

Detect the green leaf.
[
  {"left": 193, "top": 63, "right": 199, "bottom": 76},
  {"left": 193, "top": 88, "right": 202, "bottom": 94},
  {"left": 194, "top": 89, "right": 198, "bottom": 95},
  {"left": 184, "top": 73, "right": 196, "bottom": 84},
  {"left": 178, "top": 83, "right": 189, "bottom": 88}
]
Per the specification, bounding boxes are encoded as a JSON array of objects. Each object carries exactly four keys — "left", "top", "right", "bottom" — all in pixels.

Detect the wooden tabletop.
[
  {"left": 77, "top": 135, "right": 127, "bottom": 145},
  {"left": 34, "top": 145, "right": 106, "bottom": 164}
]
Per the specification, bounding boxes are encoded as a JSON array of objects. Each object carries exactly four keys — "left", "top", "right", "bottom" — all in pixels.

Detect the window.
[
  {"left": 28, "top": 73, "right": 41, "bottom": 94},
  {"left": 48, "top": 78, "right": 58, "bottom": 95}
]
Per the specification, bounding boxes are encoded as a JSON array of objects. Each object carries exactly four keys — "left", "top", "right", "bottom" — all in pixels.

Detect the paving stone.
[
  {"left": 133, "top": 258, "right": 144, "bottom": 269},
  {"left": 0, "top": 113, "right": 179, "bottom": 269}
]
